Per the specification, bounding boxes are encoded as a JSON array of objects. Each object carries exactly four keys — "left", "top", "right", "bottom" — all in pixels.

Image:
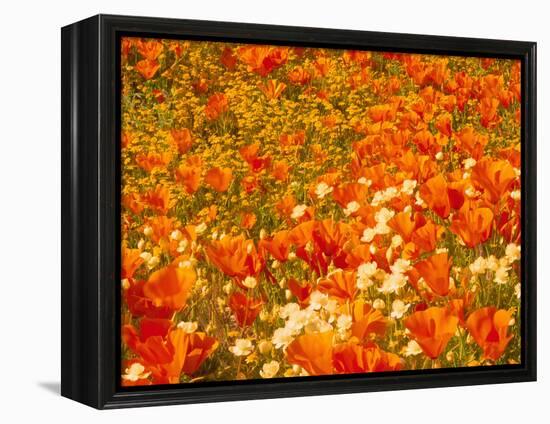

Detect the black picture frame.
[{"left": 61, "top": 14, "right": 537, "bottom": 409}]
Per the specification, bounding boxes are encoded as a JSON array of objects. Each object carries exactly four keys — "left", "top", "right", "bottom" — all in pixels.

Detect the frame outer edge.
[
  {"left": 62, "top": 14, "right": 537, "bottom": 409},
  {"left": 61, "top": 14, "right": 103, "bottom": 409}
]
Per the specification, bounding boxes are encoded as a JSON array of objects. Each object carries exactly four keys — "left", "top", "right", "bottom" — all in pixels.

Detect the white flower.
[
  {"left": 286, "top": 309, "right": 310, "bottom": 333},
  {"left": 143, "top": 226, "right": 153, "bottom": 237},
  {"left": 357, "top": 177, "right": 371, "bottom": 186},
  {"left": 371, "top": 191, "right": 384, "bottom": 207},
  {"left": 435, "top": 151, "right": 444, "bottom": 160},
  {"left": 315, "top": 182, "right": 333, "bottom": 199},
  {"left": 463, "top": 157, "right": 477, "bottom": 170},
  {"left": 469, "top": 256, "right": 487, "bottom": 274},
  {"left": 291, "top": 204, "right": 307, "bottom": 220},
  {"left": 258, "top": 340, "right": 273, "bottom": 355},
  {"left": 494, "top": 266, "right": 510, "bottom": 285},
  {"left": 344, "top": 201, "right": 360, "bottom": 216},
  {"left": 375, "top": 207, "right": 395, "bottom": 224},
  {"left": 402, "top": 340, "right": 423, "bottom": 357},
  {"left": 304, "top": 317, "right": 333, "bottom": 334},
  {"left": 361, "top": 228, "right": 376, "bottom": 243},
  {"left": 337, "top": 314, "right": 352, "bottom": 330},
  {"left": 510, "top": 190, "right": 521, "bottom": 201},
  {"left": 137, "top": 238, "right": 145, "bottom": 250},
  {"left": 177, "top": 321, "right": 198, "bottom": 333},
  {"left": 243, "top": 276, "right": 258, "bottom": 289},
  {"left": 514, "top": 283, "right": 521, "bottom": 299},
  {"left": 279, "top": 303, "right": 300, "bottom": 319},
  {"left": 176, "top": 238, "right": 189, "bottom": 253},
  {"left": 390, "top": 258, "right": 411, "bottom": 274},
  {"left": 378, "top": 272, "right": 408, "bottom": 294},
  {"left": 373, "top": 298, "right": 385, "bottom": 310},
  {"left": 147, "top": 256, "right": 160, "bottom": 269},
  {"left": 358, "top": 262, "right": 378, "bottom": 278},
  {"left": 229, "top": 339, "right": 253, "bottom": 356},
  {"left": 260, "top": 360, "right": 280, "bottom": 378},
  {"left": 390, "top": 299, "right": 410, "bottom": 319},
  {"left": 178, "top": 259, "right": 193, "bottom": 268},
  {"left": 505, "top": 243, "right": 521, "bottom": 262},
  {"left": 357, "top": 262, "right": 377, "bottom": 290},
  {"left": 308, "top": 290, "right": 329, "bottom": 310},
  {"left": 139, "top": 251, "right": 152, "bottom": 262},
  {"left": 486, "top": 255, "right": 499, "bottom": 272},
  {"left": 272, "top": 327, "right": 294, "bottom": 349},
  {"left": 170, "top": 229, "right": 182, "bottom": 241},
  {"left": 401, "top": 179, "right": 417, "bottom": 195},
  {"left": 122, "top": 363, "right": 150, "bottom": 382},
  {"left": 374, "top": 222, "right": 391, "bottom": 235},
  {"left": 195, "top": 222, "right": 207, "bottom": 234},
  {"left": 391, "top": 234, "right": 403, "bottom": 248}
]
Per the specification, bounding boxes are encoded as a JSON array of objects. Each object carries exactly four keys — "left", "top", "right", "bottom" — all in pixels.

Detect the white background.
[{"left": 0, "top": 0, "right": 546, "bottom": 421}]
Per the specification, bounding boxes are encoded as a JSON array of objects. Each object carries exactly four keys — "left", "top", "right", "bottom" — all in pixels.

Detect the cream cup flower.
[
  {"left": 229, "top": 339, "right": 253, "bottom": 357},
  {"left": 260, "top": 361, "right": 280, "bottom": 378}
]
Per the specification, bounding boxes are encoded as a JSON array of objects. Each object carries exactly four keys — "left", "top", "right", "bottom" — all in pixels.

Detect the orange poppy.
[
  {"left": 205, "top": 167, "right": 233, "bottom": 192},
  {"left": 124, "top": 279, "right": 173, "bottom": 319},
  {"left": 239, "top": 143, "right": 271, "bottom": 172},
  {"left": 404, "top": 306, "right": 458, "bottom": 359},
  {"left": 275, "top": 194, "right": 296, "bottom": 219},
  {"left": 135, "top": 151, "right": 172, "bottom": 172},
  {"left": 471, "top": 158, "right": 516, "bottom": 204},
  {"left": 333, "top": 340, "right": 402, "bottom": 373},
  {"left": 450, "top": 201, "right": 494, "bottom": 248},
  {"left": 136, "top": 39, "right": 163, "bottom": 60},
  {"left": 478, "top": 96, "right": 501, "bottom": 128},
  {"left": 205, "top": 235, "right": 262, "bottom": 279},
  {"left": 350, "top": 299, "right": 387, "bottom": 340},
  {"left": 142, "top": 184, "right": 174, "bottom": 214},
  {"left": 435, "top": 113, "right": 453, "bottom": 137},
  {"left": 313, "top": 219, "right": 351, "bottom": 257},
  {"left": 287, "top": 278, "right": 313, "bottom": 306},
  {"left": 240, "top": 212, "right": 257, "bottom": 230},
  {"left": 258, "top": 79, "right": 286, "bottom": 99},
  {"left": 465, "top": 307, "right": 514, "bottom": 361},
  {"left": 414, "top": 252, "right": 452, "bottom": 296},
  {"left": 179, "top": 331, "right": 219, "bottom": 376},
  {"left": 146, "top": 215, "right": 175, "bottom": 244},
  {"left": 205, "top": 93, "right": 229, "bottom": 121},
  {"left": 122, "top": 246, "right": 144, "bottom": 279},
  {"left": 271, "top": 160, "right": 290, "bottom": 181},
  {"left": 237, "top": 45, "right": 288, "bottom": 76},
  {"left": 170, "top": 128, "right": 193, "bottom": 154},
  {"left": 332, "top": 183, "right": 368, "bottom": 208},
  {"left": 259, "top": 230, "right": 291, "bottom": 261},
  {"left": 220, "top": 46, "right": 237, "bottom": 70},
  {"left": 288, "top": 66, "right": 311, "bottom": 85},
  {"left": 175, "top": 163, "right": 202, "bottom": 194},
  {"left": 368, "top": 104, "right": 396, "bottom": 123},
  {"left": 135, "top": 59, "right": 160, "bottom": 80},
  {"left": 419, "top": 174, "right": 451, "bottom": 218},
  {"left": 411, "top": 219, "right": 444, "bottom": 254},
  {"left": 279, "top": 130, "right": 305, "bottom": 148},
  {"left": 228, "top": 291, "right": 264, "bottom": 327},
  {"left": 317, "top": 270, "right": 357, "bottom": 303},
  {"left": 455, "top": 126, "right": 488, "bottom": 160},
  {"left": 125, "top": 326, "right": 218, "bottom": 384},
  {"left": 143, "top": 265, "right": 196, "bottom": 311},
  {"left": 285, "top": 331, "right": 334, "bottom": 376}
]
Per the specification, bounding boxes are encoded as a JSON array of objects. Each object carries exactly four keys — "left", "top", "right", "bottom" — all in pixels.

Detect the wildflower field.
[{"left": 120, "top": 37, "right": 522, "bottom": 386}]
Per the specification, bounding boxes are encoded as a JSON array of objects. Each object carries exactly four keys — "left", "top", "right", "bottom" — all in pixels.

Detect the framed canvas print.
[{"left": 61, "top": 14, "right": 537, "bottom": 409}]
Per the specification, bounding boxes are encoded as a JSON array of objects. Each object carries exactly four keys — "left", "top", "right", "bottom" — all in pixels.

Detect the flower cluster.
[{"left": 120, "top": 37, "right": 521, "bottom": 385}]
